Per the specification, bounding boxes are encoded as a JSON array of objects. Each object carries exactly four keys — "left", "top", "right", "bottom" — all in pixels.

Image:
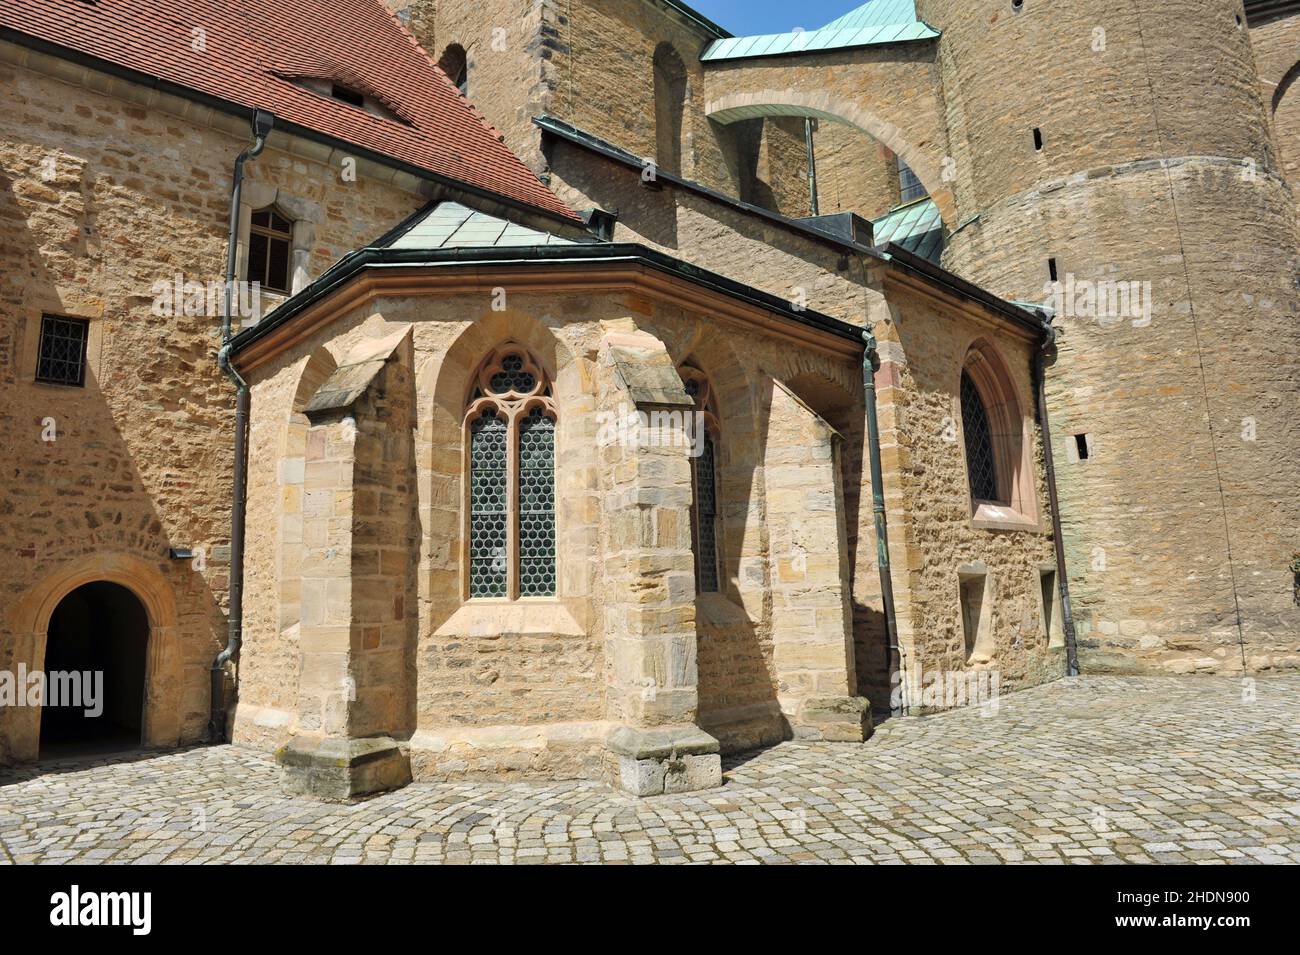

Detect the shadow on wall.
[{"left": 0, "top": 164, "right": 225, "bottom": 766}]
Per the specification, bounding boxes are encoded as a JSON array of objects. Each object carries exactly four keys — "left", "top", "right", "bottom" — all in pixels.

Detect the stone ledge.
[
  {"left": 606, "top": 723, "right": 722, "bottom": 796},
  {"left": 277, "top": 734, "right": 411, "bottom": 801},
  {"left": 794, "top": 695, "right": 873, "bottom": 742}
]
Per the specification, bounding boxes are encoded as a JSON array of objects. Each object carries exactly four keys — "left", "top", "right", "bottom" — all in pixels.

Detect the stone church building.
[{"left": 0, "top": 0, "right": 1296, "bottom": 796}]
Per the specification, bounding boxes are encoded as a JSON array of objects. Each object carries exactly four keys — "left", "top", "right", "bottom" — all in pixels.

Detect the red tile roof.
[{"left": 1, "top": 0, "right": 581, "bottom": 221}]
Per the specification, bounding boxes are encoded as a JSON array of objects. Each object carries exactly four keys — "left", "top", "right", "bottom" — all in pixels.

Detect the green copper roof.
[
  {"left": 871, "top": 197, "right": 944, "bottom": 262},
  {"left": 380, "top": 201, "right": 580, "bottom": 250},
  {"left": 700, "top": 0, "right": 937, "bottom": 62}
]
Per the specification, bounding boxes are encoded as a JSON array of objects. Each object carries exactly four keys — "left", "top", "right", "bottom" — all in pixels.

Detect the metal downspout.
[
  {"left": 804, "top": 118, "right": 819, "bottom": 217},
  {"left": 210, "top": 109, "right": 274, "bottom": 743},
  {"left": 862, "top": 328, "right": 904, "bottom": 716},
  {"left": 1034, "top": 321, "right": 1081, "bottom": 676}
]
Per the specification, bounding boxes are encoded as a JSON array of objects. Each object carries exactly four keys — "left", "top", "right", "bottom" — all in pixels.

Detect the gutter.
[
  {"left": 1031, "top": 314, "right": 1082, "bottom": 676},
  {"left": 0, "top": 27, "right": 584, "bottom": 229},
  {"left": 228, "top": 243, "right": 863, "bottom": 357},
  {"left": 210, "top": 109, "right": 274, "bottom": 743},
  {"left": 861, "top": 327, "right": 905, "bottom": 716}
]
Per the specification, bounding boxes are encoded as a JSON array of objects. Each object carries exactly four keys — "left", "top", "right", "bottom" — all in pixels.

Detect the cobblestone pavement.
[{"left": 1, "top": 676, "right": 1297, "bottom": 864}]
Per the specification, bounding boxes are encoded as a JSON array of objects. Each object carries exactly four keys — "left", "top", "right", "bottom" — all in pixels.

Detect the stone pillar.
[
  {"left": 765, "top": 380, "right": 871, "bottom": 741},
  {"left": 596, "top": 332, "right": 721, "bottom": 795},
  {"left": 278, "top": 333, "right": 416, "bottom": 800}
]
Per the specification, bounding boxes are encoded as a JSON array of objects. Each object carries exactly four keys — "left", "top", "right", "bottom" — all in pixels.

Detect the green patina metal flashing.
[
  {"left": 700, "top": 0, "right": 938, "bottom": 62},
  {"left": 228, "top": 242, "right": 863, "bottom": 358},
  {"left": 381, "top": 200, "right": 586, "bottom": 250},
  {"left": 870, "top": 197, "right": 945, "bottom": 262}
]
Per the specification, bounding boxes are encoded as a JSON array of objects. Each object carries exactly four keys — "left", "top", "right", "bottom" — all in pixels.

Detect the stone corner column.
[
  {"left": 767, "top": 379, "right": 873, "bottom": 743},
  {"left": 277, "top": 341, "right": 415, "bottom": 801},
  {"left": 596, "top": 331, "right": 722, "bottom": 795}
]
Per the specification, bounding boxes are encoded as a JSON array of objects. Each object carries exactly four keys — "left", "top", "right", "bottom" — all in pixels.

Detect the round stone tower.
[{"left": 915, "top": 0, "right": 1300, "bottom": 672}]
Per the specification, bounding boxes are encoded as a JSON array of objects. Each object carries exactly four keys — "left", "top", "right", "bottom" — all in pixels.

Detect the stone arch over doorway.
[
  {"left": 703, "top": 86, "right": 953, "bottom": 224},
  {"left": 2, "top": 553, "right": 181, "bottom": 761}
]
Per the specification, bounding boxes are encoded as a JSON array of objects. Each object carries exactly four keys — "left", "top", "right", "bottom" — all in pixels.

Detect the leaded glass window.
[
  {"left": 961, "top": 369, "right": 999, "bottom": 503},
  {"left": 680, "top": 365, "right": 722, "bottom": 593},
  {"left": 464, "top": 347, "right": 556, "bottom": 599},
  {"left": 249, "top": 206, "right": 293, "bottom": 294}
]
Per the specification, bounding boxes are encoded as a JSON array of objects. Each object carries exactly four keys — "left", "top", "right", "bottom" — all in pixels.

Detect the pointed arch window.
[
  {"left": 680, "top": 365, "right": 721, "bottom": 593},
  {"left": 465, "top": 347, "right": 556, "bottom": 599},
  {"left": 959, "top": 343, "right": 1039, "bottom": 528},
  {"left": 961, "top": 369, "right": 999, "bottom": 503}
]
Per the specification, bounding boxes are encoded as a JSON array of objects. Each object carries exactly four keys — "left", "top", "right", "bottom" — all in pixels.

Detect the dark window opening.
[
  {"left": 36, "top": 314, "right": 90, "bottom": 387},
  {"left": 898, "top": 156, "right": 926, "bottom": 203},
  {"left": 1074, "top": 433, "right": 1090, "bottom": 460},
  {"left": 692, "top": 432, "right": 721, "bottom": 593},
  {"left": 1033, "top": 127, "right": 1044, "bottom": 151},
  {"left": 249, "top": 206, "right": 293, "bottom": 294},
  {"left": 1048, "top": 257, "right": 1058, "bottom": 281},
  {"left": 330, "top": 83, "right": 365, "bottom": 107},
  {"left": 438, "top": 43, "right": 468, "bottom": 95},
  {"left": 961, "top": 370, "right": 1000, "bottom": 502}
]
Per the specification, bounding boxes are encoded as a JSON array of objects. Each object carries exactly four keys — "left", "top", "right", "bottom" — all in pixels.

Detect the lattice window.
[
  {"left": 36, "top": 314, "right": 90, "bottom": 387},
  {"left": 464, "top": 347, "right": 556, "bottom": 599},
  {"left": 898, "top": 156, "right": 926, "bottom": 204},
  {"left": 681, "top": 365, "right": 722, "bottom": 593},
  {"left": 248, "top": 206, "right": 293, "bottom": 294},
  {"left": 961, "top": 369, "right": 999, "bottom": 503}
]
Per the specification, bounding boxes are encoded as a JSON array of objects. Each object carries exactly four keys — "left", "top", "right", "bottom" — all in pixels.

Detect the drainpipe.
[
  {"left": 1034, "top": 318, "right": 1081, "bottom": 676},
  {"left": 804, "top": 117, "right": 819, "bottom": 217},
  {"left": 862, "top": 328, "right": 904, "bottom": 715},
  {"left": 210, "top": 109, "right": 275, "bottom": 743}
]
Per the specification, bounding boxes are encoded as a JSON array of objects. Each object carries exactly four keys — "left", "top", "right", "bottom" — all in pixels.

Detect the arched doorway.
[{"left": 39, "top": 581, "right": 149, "bottom": 757}]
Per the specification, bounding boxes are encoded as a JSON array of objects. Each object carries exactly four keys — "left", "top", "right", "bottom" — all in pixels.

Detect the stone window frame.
[
  {"left": 678, "top": 364, "right": 724, "bottom": 594},
  {"left": 18, "top": 304, "right": 104, "bottom": 394},
  {"left": 652, "top": 42, "right": 689, "bottom": 178},
  {"left": 237, "top": 182, "right": 321, "bottom": 323},
  {"left": 957, "top": 341, "right": 1040, "bottom": 532},
  {"left": 247, "top": 205, "right": 294, "bottom": 295},
  {"left": 461, "top": 344, "right": 558, "bottom": 602}
]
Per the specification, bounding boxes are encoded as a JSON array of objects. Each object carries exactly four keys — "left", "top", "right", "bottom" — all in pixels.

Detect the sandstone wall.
[
  {"left": 919, "top": 0, "right": 1300, "bottom": 673},
  {"left": 0, "top": 54, "right": 427, "bottom": 761},
  {"left": 1249, "top": 10, "right": 1300, "bottom": 193}
]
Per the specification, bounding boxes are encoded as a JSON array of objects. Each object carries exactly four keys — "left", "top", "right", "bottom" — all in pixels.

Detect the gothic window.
[
  {"left": 248, "top": 206, "right": 293, "bottom": 294},
  {"left": 465, "top": 347, "right": 556, "bottom": 599},
  {"left": 680, "top": 366, "right": 721, "bottom": 593},
  {"left": 961, "top": 369, "right": 999, "bottom": 503}
]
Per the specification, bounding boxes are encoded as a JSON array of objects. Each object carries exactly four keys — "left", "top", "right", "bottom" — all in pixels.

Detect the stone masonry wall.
[{"left": 0, "top": 53, "right": 427, "bottom": 761}]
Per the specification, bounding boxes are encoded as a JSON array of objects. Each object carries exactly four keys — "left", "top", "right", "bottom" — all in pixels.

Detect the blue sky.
[{"left": 688, "top": 0, "right": 856, "bottom": 35}]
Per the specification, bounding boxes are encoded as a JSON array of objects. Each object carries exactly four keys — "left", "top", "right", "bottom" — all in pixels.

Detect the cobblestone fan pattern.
[{"left": 2, "top": 677, "right": 1296, "bottom": 864}]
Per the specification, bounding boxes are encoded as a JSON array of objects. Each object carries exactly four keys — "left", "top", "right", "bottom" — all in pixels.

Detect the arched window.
[
  {"left": 248, "top": 206, "right": 293, "bottom": 294},
  {"left": 959, "top": 344, "right": 1036, "bottom": 523},
  {"left": 438, "top": 43, "right": 468, "bottom": 95},
  {"left": 960, "top": 369, "right": 999, "bottom": 502},
  {"left": 680, "top": 365, "right": 721, "bottom": 592},
  {"left": 465, "top": 347, "right": 556, "bottom": 598},
  {"left": 653, "top": 43, "right": 687, "bottom": 176}
]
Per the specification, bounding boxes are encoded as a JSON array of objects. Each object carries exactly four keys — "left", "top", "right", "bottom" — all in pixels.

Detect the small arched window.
[
  {"left": 438, "top": 43, "right": 468, "bottom": 95},
  {"left": 249, "top": 206, "right": 293, "bottom": 294},
  {"left": 653, "top": 43, "right": 688, "bottom": 176},
  {"left": 959, "top": 343, "right": 1036, "bottom": 524},
  {"left": 961, "top": 369, "right": 999, "bottom": 503},
  {"left": 465, "top": 347, "right": 556, "bottom": 598},
  {"left": 680, "top": 365, "right": 721, "bottom": 593}
]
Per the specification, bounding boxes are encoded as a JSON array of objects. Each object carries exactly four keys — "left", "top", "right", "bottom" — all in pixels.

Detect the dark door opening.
[{"left": 39, "top": 581, "right": 148, "bottom": 758}]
